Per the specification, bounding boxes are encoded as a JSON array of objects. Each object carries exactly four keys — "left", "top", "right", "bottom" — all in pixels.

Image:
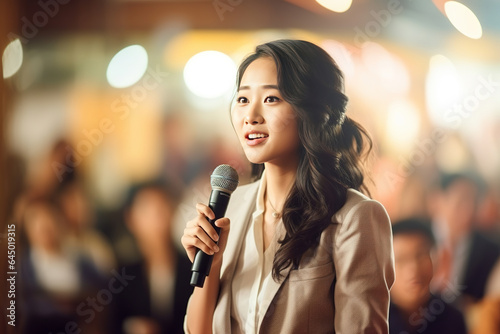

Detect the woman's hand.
[
  {"left": 182, "top": 204, "right": 230, "bottom": 332},
  {"left": 181, "top": 203, "right": 230, "bottom": 264}
]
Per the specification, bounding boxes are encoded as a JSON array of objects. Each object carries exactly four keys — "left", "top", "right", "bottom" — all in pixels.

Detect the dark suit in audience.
[
  {"left": 389, "top": 294, "right": 467, "bottom": 334},
  {"left": 461, "top": 231, "right": 499, "bottom": 301},
  {"left": 113, "top": 250, "right": 193, "bottom": 334},
  {"left": 111, "top": 181, "right": 194, "bottom": 334}
]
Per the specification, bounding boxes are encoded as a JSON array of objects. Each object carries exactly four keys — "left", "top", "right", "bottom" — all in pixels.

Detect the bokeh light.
[
  {"left": 385, "top": 99, "right": 421, "bottom": 153},
  {"left": 444, "top": 1, "right": 483, "bottom": 39},
  {"left": 316, "top": 0, "right": 352, "bottom": 13},
  {"left": 2, "top": 38, "right": 23, "bottom": 79},
  {"left": 183, "top": 50, "right": 236, "bottom": 99},
  {"left": 106, "top": 44, "right": 149, "bottom": 88},
  {"left": 425, "top": 54, "right": 461, "bottom": 127}
]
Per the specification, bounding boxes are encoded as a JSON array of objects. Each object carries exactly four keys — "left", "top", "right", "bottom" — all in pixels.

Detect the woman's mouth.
[{"left": 245, "top": 133, "right": 269, "bottom": 146}]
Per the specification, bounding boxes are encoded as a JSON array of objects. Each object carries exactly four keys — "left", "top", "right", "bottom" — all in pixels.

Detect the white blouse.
[
  {"left": 230, "top": 172, "right": 281, "bottom": 334},
  {"left": 30, "top": 248, "right": 81, "bottom": 296}
]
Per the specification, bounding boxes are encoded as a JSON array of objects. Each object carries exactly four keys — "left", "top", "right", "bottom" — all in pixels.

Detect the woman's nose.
[{"left": 245, "top": 104, "right": 264, "bottom": 124}]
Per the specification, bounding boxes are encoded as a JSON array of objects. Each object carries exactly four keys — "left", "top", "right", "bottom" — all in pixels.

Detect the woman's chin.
[
  {"left": 243, "top": 152, "right": 267, "bottom": 165},
  {"left": 247, "top": 158, "right": 265, "bottom": 165}
]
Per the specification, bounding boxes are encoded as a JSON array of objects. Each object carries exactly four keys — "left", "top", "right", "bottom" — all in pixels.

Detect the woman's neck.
[{"left": 264, "top": 162, "right": 298, "bottom": 211}]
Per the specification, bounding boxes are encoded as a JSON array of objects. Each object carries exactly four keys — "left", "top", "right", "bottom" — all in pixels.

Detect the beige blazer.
[{"left": 188, "top": 180, "right": 395, "bottom": 334}]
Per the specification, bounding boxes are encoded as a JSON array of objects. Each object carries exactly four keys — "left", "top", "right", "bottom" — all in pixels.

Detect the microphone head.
[{"left": 210, "top": 164, "right": 239, "bottom": 194}]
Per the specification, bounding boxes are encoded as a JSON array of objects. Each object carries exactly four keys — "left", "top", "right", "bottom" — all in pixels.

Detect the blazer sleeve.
[{"left": 332, "top": 199, "right": 395, "bottom": 334}]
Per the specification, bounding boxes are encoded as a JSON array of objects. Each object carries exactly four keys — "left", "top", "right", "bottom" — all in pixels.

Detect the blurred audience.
[
  {"left": 161, "top": 112, "right": 204, "bottom": 190},
  {"left": 20, "top": 198, "right": 106, "bottom": 334},
  {"left": 13, "top": 133, "right": 499, "bottom": 334},
  {"left": 25, "top": 139, "right": 77, "bottom": 198},
  {"left": 55, "top": 179, "right": 116, "bottom": 274},
  {"left": 389, "top": 217, "right": 467, "bottom": 334},
  {"left": 428, "top": 172, "right": 500, "bottom": 307},
  {"left": 12, "top": 139, "right": 77, "bottom": 232},
  {"left": 471, "top": 296, "right": 500, "bottom": 334},
  {"left": 472, "top": 256, "right": 500, "bottom": 333},
  {"left": 112, "top": 181, "right": 193, "bottom": 334},
  {"left": 486, "top": 258, "right": 500, "bottom": 297},
  {"left": 476, "top": 186, "right": 500, "bottom": 244}
]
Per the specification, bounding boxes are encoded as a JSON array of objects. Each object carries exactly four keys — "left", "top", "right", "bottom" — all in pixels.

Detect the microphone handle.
[{"left": 190, "top": 189, "right": 231, "bottom": 287}]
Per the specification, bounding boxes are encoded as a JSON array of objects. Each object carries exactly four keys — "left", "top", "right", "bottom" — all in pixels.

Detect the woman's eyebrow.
[{"left": 238, "top": 84, "right": 279, "bottom": 91}]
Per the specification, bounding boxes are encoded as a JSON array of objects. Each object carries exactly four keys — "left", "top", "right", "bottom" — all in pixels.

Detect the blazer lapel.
[{"left": 220, "top": 181, "right": 260, "bottom": 277}]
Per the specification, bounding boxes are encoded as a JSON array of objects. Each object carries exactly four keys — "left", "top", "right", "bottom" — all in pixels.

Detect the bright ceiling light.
[
  {"left": 3, "top": 39, "right": 23, "bottom": 79},
  {"left": 183, "top": 50, "right": 236, "bottom": 99},
  {"left": 425, "top": 54, "right": 461, "bottom": 127},
  {"left": 386, "top": 99, "right": 421, "bottom": 152},
  {"left": 444, "top": 1, "right": 482, "bottom": 39},
  {"left": 107, "top": 45, "right": 148, "bottom": 88},
  {"left": 316, "top": 0, "right": 352, "bottom": 13}
]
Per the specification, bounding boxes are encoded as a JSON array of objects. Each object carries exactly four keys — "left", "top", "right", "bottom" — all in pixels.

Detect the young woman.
[{"left": 181, "top": 39, "right": 395, "bottom": 333}]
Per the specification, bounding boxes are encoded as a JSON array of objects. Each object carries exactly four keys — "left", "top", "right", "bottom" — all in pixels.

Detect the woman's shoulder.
[
  {"left": 332, "top": 188, "right": 390, "bottom": 225},
  {"left": 345, "top": 188, "right": 373, "bottom": 207}
]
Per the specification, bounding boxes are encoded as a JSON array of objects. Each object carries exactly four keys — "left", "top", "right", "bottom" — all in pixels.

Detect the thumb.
[{"left": 215, "top": 218, "right": 230, "bottom": 252}]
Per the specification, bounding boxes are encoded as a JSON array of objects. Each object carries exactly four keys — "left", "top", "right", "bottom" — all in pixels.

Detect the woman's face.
[{"left": 232, "top": 57, "right": 300, "bottom": 166}]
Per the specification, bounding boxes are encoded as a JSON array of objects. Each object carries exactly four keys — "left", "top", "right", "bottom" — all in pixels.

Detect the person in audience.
[
  {"left": 113, "top": 181, "right": 193, "bottom": 334},
  {"left": 389, "top": 217, "right": 467, "bottom": 334},
  {"left": 26, "top": 139, "right": 77, "bottom": 198},
  {"left": 55, "top": 178, "right": 116, "bottom": 274},
  {"left": 20, "top": 198, "right": 106, "bottom": 334},
  {"left": 429, "top": 172, "right": 499, "bottom": 306}
]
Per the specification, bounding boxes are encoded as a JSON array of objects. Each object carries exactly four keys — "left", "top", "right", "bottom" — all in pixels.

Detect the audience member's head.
[
  {"left": 28, "top": 139, "right": 77, "bottom": 197},
  {"left": 55, "top": 180, "right": 92, "bottom": 234},
  {"left": 391, "top": 217, "right": 435, "bottom": 311},
  {"left": 430, "top": 172, "right": 484, "bottom": 241},
  {"left": 125, "top": 181, "right": 177, "bottom": 258}
]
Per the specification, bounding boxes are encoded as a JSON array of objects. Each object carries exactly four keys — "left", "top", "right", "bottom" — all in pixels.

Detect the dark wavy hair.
[{"left": 236, "top": 39, "right": 373, "bottom": 281}]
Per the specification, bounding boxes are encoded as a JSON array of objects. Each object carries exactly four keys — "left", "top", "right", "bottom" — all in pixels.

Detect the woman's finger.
[
  {"left": 184, "top": 223, "right": 219, "bottom": 251},
  {"left": 181, "top": 206, "right": 230, "bottom": 264},
  {"left": 195, "top": 203, "right": 215, "bottom": 220},
  {"left": 191, "top": 216, "right": 219, "bottom": 242},
  {"left": 181, "top": 235, "right": 216, "bottom": 261},
  {"left": 214, "top": 217, "right": 230, "bottom": 229},
  {"left": 213, "top": 218, "right": 230, "bottom": 254}
]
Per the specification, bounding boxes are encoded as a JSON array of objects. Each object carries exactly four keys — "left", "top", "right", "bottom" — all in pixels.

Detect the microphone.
[{"left": 190, "top": 164, "right": 239, "bottom": 287}]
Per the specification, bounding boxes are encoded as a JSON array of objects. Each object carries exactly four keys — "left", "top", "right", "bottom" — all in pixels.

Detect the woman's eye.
[
  {"left": 265, "top": 96, "right": 280, "bottom": 103},
  {"left": 237, "top": 96, "right": 248, "bottom": 103}
]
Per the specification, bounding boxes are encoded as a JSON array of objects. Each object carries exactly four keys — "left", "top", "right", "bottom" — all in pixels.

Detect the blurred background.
[{"left": 1, "top": 0, "right": 499, "bottom": 333}]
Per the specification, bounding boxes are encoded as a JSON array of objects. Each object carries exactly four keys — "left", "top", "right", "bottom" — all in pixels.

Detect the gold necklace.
[{"left": 267, "top": 198, "right": 281, "bottom": 219}]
